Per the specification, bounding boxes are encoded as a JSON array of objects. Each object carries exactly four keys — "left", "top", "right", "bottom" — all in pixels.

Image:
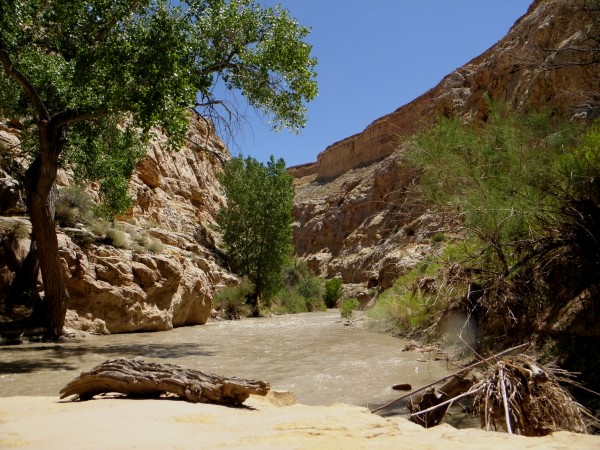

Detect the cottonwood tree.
[
  {"left": 217, "top": 155, "right": 294, "bottom": 316},
  {"left": 0, "top": 0, "right": 317, "bottom": 339}
]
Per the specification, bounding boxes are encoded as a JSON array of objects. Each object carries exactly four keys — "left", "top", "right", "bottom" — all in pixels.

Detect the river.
[{"left": 0, "top": 311, "right": 450, "bottom": 409}]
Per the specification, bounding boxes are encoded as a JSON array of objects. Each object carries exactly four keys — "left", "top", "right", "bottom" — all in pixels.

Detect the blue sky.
[{"left": 218, "top": 1, "right": 533, "bottom": 167}]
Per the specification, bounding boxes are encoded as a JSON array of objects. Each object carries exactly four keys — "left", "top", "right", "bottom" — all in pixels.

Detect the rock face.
[
  {"left": 293, "top": 0, "right": 600, "bottom": 291},
  {"left": 293, "top": 155, "right": 458, "bottom": 293},
  {"left": 0, "top": 115, "right": 234, "bottom": 334},
  {"left": 312, "top": 0, "right": 599, "bottom": 181}
]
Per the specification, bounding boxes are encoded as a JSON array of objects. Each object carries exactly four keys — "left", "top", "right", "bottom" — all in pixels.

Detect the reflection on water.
[{"left": 0, "top": 311, "right": 449, "bottom": 407}]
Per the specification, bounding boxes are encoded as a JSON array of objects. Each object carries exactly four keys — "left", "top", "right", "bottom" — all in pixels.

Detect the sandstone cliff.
[
  {"left": 0, "top": 115, "right": 234, "bottom": 334},
  {"left": 293, "top": 0, "right": 600, "bottom": 293},
  {"left": 309, "top": 0, "right": 599, "bottom": 181}
]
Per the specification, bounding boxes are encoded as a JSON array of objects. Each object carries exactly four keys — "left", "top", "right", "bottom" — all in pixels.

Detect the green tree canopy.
[
  {"left": 217, "top": 155, "right": 294, "bottom": 316},
  {"left": 0, "top": 0, "right": 317, "bottom": 338}
]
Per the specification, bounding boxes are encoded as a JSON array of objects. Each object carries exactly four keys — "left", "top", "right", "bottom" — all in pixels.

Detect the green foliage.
[
  {"left": 340, "top": 298, "right": 358, "bottom": 319},
  {"left": 430, "top": 232, "right": 447, "bottom": 243},
  {"left": 366, "top": 252, "right": 449, "bottom": 335},
  {"left": 0, "top": 0, "right": 317, "bottom": 143},
  {"left": 215, "top": 278, "right": 254, "bottom": 320},
  {"left": 323, "top": 278, "right": 343, "bottom": 308},
  {"left": 0, "top": 0, "right": 317, "bottom": 336},
  {"left": 296, "top": 275, "right": 323, "bottom": 300},
  {"left": 66, "top": 118, "right": 147, "bottom": 219},
  {"left": 305, "top": 296, "right": 326, "bottom": 312},
  {"left": 271, "top": 290, "right": 308, "bottom": 314},
  {"left": 217, "top": 155, "right": 295, "bottom": 303},
  {"left": 410, "top": 104, "right": 577, "bottom": 275},
  {"left": 403, "top": 105, "right": 600, "bottom": 343},
  {"left": 268, "top": 259, "right": 327, "bottom": 314}
]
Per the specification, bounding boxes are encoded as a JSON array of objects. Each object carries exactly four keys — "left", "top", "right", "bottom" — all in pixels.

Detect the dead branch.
[{"left": 371, "top": 342, "right": 530, "bottom": 414}]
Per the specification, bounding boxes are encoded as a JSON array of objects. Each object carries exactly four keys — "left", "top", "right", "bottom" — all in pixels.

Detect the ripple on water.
[{"left": 0, "top": 311, "right": 449, "bottom": 406}]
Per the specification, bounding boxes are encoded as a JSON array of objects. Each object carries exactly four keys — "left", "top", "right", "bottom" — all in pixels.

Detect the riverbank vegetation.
[
  {"left": 215, "top": 259, "right": 340, "bottom": 318},
  {"left": 368, "top": 104, "right": 600, "bottom": 416},
  {"left": 217, "top": 155, "right": 296, "bottom": 316}
]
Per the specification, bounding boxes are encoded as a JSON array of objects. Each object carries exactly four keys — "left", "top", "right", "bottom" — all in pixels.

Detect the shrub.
[
  {"left": 89, "top": 218, "right": 111, "bottom": 237},
  {"left": 0, "top": 220, "right": 29, "bottom": 240},
  {"left": 340, "top": 298, "right": 359, "bottom": 319},
  {"left": 107, "top": 228, "right": 129, "bottom": 249},
  {"left": 305, "top": 296, "right": 326, "bottom": 312},
  {"left": 296, "top": 275, "right": 323, "bottom": 300},
  {"left": 431, "top": 232, "right": 447, "bottom": 243},
  {"left": 146, "top": 238, "right": 164, "bottom": 254},
  {"left": 272, "top": 290, "right": 308, "bottom": 314},
  {"left": 55, "top": 185, "right": 95, "bottom": 227},
  {"left": 282, "top": 259, "right": 313, "bottom": 287},
  {"left": 215, "top": 279, "right": 254, "bottom": 320},
  {"left": 324, "top": 278, "right": 343, "bottom": 308},
  {"left": 366, "top": 245, "right": 469, "bottom": 336}
]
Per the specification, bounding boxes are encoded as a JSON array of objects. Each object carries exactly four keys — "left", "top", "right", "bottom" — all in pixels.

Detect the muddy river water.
[{"left": 0, "top": 311, "right": 450, "bottom": 408}]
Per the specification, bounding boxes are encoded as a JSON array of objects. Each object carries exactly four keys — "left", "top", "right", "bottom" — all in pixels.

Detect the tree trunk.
[
  {"left": 248, "top": 291, "right": 261, "bottom": 317},
  {"left": 25, "top": 122, "right": 69, "bottom": 339}
]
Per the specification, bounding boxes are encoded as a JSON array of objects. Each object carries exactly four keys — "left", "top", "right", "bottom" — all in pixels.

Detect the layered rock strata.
[
  {"left": 312, "top": 0, "right": 599, "bottom": 181},
  {"left": 0, "top": 115, "right": 234, "bottom": 334}
]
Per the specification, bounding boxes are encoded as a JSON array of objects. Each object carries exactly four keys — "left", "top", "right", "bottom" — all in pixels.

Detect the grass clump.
[
  {"left": 0, "top": 220, "right": 29, "bottom": 241},
  {"left": 55, "top": 185, "right": 96, "bottom": 227},
  {"left": 366, "top": 244, "right": 471, "bottom": 337},
  {"left": 106, "top": 228, "right": 129, "bottom": 249}
]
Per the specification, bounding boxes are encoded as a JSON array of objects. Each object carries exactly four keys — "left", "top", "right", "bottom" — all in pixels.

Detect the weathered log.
[
  {"left": 60, "top": 358, "right": 270, "bottom": 405},
  {"left": 407, "top": 373, "right": 474, "bottom": 427}
]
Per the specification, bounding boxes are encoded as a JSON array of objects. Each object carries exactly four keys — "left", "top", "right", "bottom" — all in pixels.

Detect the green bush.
[
  {"left": 215, "top": 279, "right": 254, "bottom": 320},
  {"left": 431, "top": 232, "right": 447, "bottom": 243},
  {"left": 281, "top": 259, "right": 313, "bottom": 287},
  {"left": 366, "top": 245, "right": 470, "bottom": 336},
  {"left": 340, "top": 298, "right": 359, "bottom": 319},
  {"left": 324, "top": 278, "right": 343, "bottom": 308},
  {"left": 268, "top": 258, "right": 330, "bottom": 315},
  {"left": 272, "top": 290, "right": 308, "bottom": 314},
  {"left": 296, "top": 275, "right": 323, "bottom": 300}
]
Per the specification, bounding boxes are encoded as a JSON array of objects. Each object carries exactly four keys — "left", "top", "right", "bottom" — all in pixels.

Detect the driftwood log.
[
  {"left": 60, "top": 358, "right": 270, "bottom": 405},
  {"left": 407, "top": 373, "right": 474, "bottom": 427}
]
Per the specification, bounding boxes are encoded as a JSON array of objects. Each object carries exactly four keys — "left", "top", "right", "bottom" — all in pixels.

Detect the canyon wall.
[
  {"left": 312, "top": 0, "right": 599, "bottom": 181},
  {"left": 294, "top": 0, "right": 600, "bottom": 295},
  {"left": 0, "top": 115, "right": 234, "bottom": 334}
]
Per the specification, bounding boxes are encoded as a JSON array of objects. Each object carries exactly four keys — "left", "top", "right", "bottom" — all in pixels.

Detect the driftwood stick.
[
  {"left": 499, "top": 366, "right": 513, "bottom": 434},
  {"left": 60, "top": 358, "right": 270, "bottom": 405},
  {"left": 371, "top": 342, "right": 530, "bottom": 414}
]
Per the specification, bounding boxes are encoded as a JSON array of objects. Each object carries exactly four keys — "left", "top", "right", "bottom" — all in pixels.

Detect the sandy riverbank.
[{"left": 0, "top": 393, "right": 598, "bottom": 449}]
